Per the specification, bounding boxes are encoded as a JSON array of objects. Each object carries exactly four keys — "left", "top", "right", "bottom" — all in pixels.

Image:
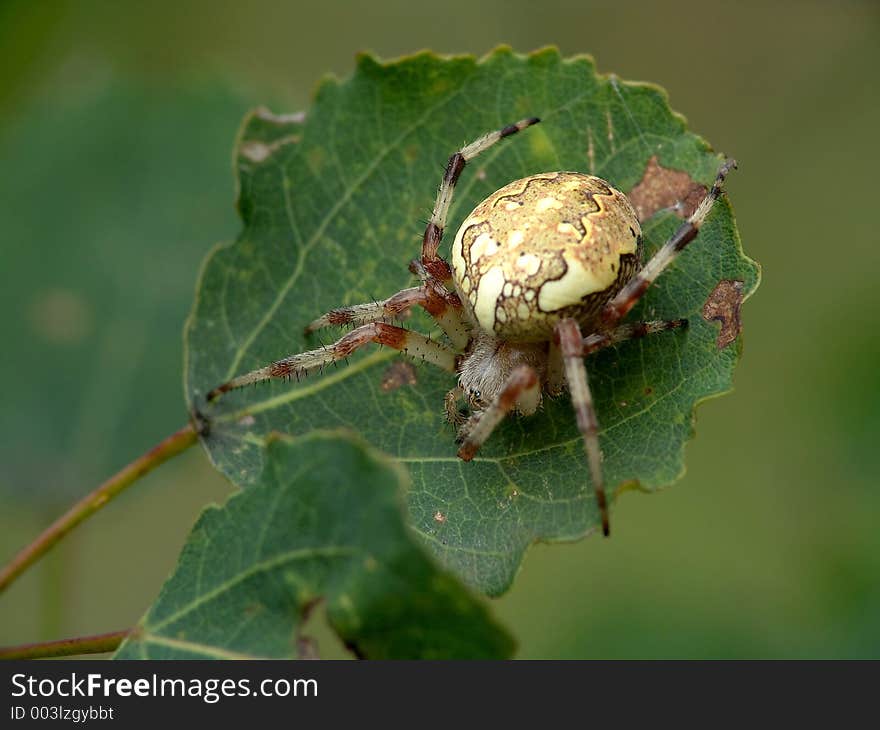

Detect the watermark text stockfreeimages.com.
[{"left": 10, "top": 672, "right": 317, "bottom": 705}]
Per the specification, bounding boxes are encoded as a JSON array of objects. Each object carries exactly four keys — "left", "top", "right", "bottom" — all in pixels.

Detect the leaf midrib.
[{"left": 147, "top": 544, "right": 357, "bottom": 633}]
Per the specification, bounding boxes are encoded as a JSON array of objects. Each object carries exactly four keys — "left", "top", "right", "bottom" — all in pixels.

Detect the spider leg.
[
  {"left": 546, "top": 319, "right": 687, "bottom": 395},
  {"left": 207, "top": 323, "right": 455, "bottom": 402},
  {"left": 456, "top": 365, "right": 539, "bottom": 461},
  {"left": 582, "top": 318, "right": 688, "bottom": 356},
  {"left": 417, "top": 117, "right": 541, "bottom": 283},
  {"left": 305, "top": 281, "right": 469, "bottom": 350},
  {"left": 556, "top": 318, "right": 610, "bottom": 537},
  {"left": 601, "top": 158, "right": 736, "bottom": 330}
]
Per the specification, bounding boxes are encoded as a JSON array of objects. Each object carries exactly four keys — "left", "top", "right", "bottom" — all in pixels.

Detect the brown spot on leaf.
[
  {"left": 433, "top": 510, "right": 446, "bottom": 523},
  {"left": 380, "top": 360, "right": 418, "bottom": 392},
  {"left": 628, "top": 156, "right": 706, "bottom": 222},
  {"left": 702, "top": 279, "right": 745, "bottom": 349}
]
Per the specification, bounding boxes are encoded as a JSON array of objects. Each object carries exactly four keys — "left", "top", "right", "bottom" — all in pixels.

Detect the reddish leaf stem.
[
  {"left": 0, "top": 423, "right": 197, "bottom": 596},
  {"left": 0, "top": 629, "right": 130, "bottom": 660}
]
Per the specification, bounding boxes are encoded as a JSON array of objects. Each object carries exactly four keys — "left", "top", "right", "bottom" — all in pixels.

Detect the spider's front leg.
[
  {"left": 303, "top": 117, "right": 544, "bottom": 363},
  {"left": 417, "top": 116, "right": 541, "bottom": 283},
  {"left": 207, "top": 323, "right": 455, "bottom": 402}
]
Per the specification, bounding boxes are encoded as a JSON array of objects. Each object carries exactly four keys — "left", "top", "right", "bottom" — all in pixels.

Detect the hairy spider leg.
[
  {"left": 207, "top": 322, "right": 455, "bottom": 402},
  {"left": 305, "top": 281, "right": 469, "bottom": 350},
  {"left": 544, "top": 318, "right": 689, "bottom": 393},
  {"left": 555, "top": 318, "right": 610, "bottom": 536},
  {"left": 601, "top": 158, "right": 736, "bottom": 330},
  {"left": 416, "top": 117, "right": 541, "bottom": 283},
  {"left": 452, "top": 318, "right": 689, "bottom": 448},
  {"left": 306, "top": 119, "right": 543, "bottom": 355},
  {"left": 456, "top": 365, "right": 540, "bottom": 462},
  {"left": 209, "top": 120, "right": 542, "bottom": 405},
  {"left": 582, "top": 318, "right": 688, "bottom": 356}
]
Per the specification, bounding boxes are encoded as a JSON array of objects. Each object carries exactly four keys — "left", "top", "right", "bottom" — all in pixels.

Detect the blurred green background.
[{"left": 1, "top": 0, "right": 878, "bottom": 658}]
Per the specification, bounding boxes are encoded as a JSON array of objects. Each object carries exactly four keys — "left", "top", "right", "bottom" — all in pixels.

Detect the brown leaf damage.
[
  {"left": 702, "top": 280, "right": 745, "bottom": 349},
  {"left": 381, "top": 360, "right": 418, "bottom": 392},
  {"left": 628, "top": 156, "right": 707, "bottom": 222}
]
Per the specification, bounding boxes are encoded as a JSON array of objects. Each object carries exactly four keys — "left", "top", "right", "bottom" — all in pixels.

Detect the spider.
[{"left": 207, "top": 118, "right": 735, "bottom": 537}]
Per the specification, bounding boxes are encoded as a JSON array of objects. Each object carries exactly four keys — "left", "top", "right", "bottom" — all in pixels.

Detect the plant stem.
[
  {"left": 40, "top": 524, "right": 69, "bottom": 642},
  {"left": 0, "top": 423, "right": 197, "bottom": 596},
  {"left": 0, "top": 629, "right": 130, "bottom": 660}
]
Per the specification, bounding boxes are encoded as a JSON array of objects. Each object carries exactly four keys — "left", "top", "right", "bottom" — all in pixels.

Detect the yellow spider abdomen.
[{"left": 451, "top": 172, "right": 642, "bottom": 341}]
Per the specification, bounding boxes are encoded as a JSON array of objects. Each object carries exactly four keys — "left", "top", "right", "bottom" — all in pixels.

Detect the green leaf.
[
  {"left": 186, "top": 47, "right": 760, "bottom": 596},
  {"left": 115, "top": 431, "right": 514, "bottom": 659}
]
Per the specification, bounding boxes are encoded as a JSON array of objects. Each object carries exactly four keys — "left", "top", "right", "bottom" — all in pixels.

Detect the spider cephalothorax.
[{"left": 207, "top": 118, "right": 735, "bottom": 537}]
